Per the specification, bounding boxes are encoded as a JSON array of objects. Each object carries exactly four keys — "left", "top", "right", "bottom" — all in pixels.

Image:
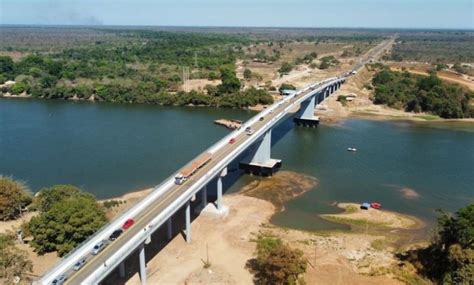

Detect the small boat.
[
  {"left": 360, "top": 202, "right": 370, "bottom": 210},
  {"left": 347, "top": 147, "right": 357, "bottom": 152},
  {"left": 371, "top": 202, "right": 381, "bottom": 209}
]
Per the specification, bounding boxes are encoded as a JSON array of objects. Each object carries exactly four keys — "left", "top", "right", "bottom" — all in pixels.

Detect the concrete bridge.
[
  {"left": 37, "top": 76, "right": 343, "bottom": 285},
  {"left": 37, "top": 38, "right": 394, "bottom": 285}
]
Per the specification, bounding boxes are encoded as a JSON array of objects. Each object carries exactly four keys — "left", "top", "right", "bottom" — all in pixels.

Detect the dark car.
[
  {"left": 122, "top": 218, "right": 135, "bottom": 230},
  {"left": 109, "top": 229, "right": 123, "bottom": 241},
  {"left": 259, "top": 117, "right": 264, "bottom": 121}
]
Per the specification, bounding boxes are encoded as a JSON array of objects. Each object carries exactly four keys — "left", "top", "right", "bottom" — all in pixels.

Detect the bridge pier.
[
  {"left": 139, "top": 244, "right": 147, "bottom": 285},
  {"left": 294, "top": 93, "right": 320, "bottom": 127},
  {"left": 119, "top": 261, "right": 126, "bottom": 278},
  {"left": 166, "top": 217, "right": 173, "bottom": 240},
  {"left": 239, "top": 129, "right": 281, "bottom": 176},
  {"left": 185, "top": 201, "right": 191, "bottom": 243}
]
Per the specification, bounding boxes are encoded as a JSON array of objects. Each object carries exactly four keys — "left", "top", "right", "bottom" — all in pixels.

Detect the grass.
[
  {"left": 370, "top": 239, "right": 386, "bottom": 251},
  {"left": 320, "top": 215, "right": 391, "bottom": 229},
  {"left": 414, "top": 114, "right": 440, "bottom": 121}
]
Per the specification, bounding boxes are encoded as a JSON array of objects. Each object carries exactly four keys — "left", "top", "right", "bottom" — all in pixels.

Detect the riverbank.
[{"left": 320, "top": 65, "right": 474, "bottom": 124}]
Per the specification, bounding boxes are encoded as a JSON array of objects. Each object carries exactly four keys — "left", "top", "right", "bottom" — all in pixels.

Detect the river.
[{"left": 1, "top": 98, "right": 473, "bottom": 232}]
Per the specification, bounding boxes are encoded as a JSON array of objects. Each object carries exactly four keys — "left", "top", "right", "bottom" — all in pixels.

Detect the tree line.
[
  {"left": 371, "top": 67, "right": 474, "bottom": 119},
  {"left": 0, "top": 30, "right": 276, "bottom": 108}
]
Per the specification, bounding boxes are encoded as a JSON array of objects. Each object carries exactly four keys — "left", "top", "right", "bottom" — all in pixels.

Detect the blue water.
[{"left": 1, "top": 98, "right": 473, "bottom": 231}]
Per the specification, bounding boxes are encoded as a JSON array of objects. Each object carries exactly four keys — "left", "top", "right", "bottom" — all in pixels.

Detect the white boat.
[{"left": 347, "top": 147, "right": 357, "bottom": 152}]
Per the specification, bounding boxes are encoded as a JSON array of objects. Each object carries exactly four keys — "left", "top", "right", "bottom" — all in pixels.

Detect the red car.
[
  {"left": 370, "top": 202, "right": 381, "bottom": 209},
  {"left": 122, "top": 218, "right": 135, "bottom": 230},
  {"left": 229, "top": 138, "right": 236, "bottom": 144}
]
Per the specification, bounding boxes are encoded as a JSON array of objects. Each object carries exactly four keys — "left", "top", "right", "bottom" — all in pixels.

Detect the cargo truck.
[{"left": 174, "top": 153, "right": 212, "bottom": 185}]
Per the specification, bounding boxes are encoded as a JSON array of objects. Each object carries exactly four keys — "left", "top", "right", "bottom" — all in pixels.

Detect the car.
[
  {"left": 51, "top": 274, "right": 67, "bottom": 285},
  {"left": 122, "top": 218, "right": 135, "bottom": 230},
  {"left": 245, "top": 127, "right": 251, "bottom": 132},
  {"left": 229, "top": 138, "right": 236, "bottom": 144},
  {"left": 109, "top": 229, "right": 123, "bottom": 241},
  {"left": 259, "top": 117, "right": 264, "bottom": 121},
  {"left": 246, "top": 129, "right": 254, "bottom": 135},
  {"left": 92, "top": 240, "right": 106, "bottom": 255},
  {"left": 73, "top": 258, "right": 87, "bottom": 271}
]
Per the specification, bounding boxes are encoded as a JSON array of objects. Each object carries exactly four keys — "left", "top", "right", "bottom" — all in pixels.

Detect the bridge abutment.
[
  {"left": 184, "top": 201, "right": 191, "bottom": 243},
  {"left": 239, "top": 129, "right": 281, "bottom": 176}
]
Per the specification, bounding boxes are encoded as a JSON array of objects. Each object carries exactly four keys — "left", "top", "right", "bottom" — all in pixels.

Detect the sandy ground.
[{"left": 120, "top": 194, "right": 405, "bottom": 285}]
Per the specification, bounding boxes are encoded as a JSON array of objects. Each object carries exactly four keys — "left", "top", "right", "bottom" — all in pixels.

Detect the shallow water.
[{"left": 1, "top": 98, "right": 473, "bottom": 232}]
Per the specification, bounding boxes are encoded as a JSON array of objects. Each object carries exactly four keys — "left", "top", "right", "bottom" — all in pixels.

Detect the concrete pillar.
[
  {"left": 119, "top": 262, "right": 125, "bottom": 278},
  {"left": 301, "top": 95, "right": 316, "bottom": 119},
  {"left": 217, "top": 177, "right": 223, "bottom": 211},
  {"left": 139, "top": 244, "right": 147, "bottom": 285},
  {"left": 185, "top": 201, "right": 191, "bottom": 243},
  {"left": 167, "top": 218, "right": 172, "bottom": 240},
  {"left": 201, "top": 186, "right": 208, "bottom": 208}
]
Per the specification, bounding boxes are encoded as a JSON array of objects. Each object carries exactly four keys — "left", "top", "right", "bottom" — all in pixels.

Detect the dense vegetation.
[
  {"left": 371, "top": 67, "right": 474, "bottom": 118},
  {"left": 387, "top": 31, "right": 474, "bottom": 64},
  {"left": 28, "top": 185, "right": 108, "bottom": 256},
  {"left": 0, "top": 177, "right": 32, "bottom": 221},
  {"left": 400, "top": 204, "right": 473, "bottom": 284},
  {"left": 0, "top": 28, "right": 278, "bottom": 108},
  {"left": 246, "top": 234, "right": 307, "bottom": 284}
]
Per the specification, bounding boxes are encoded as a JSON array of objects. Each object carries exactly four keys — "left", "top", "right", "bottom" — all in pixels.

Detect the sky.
[{"left": 0, "top": 0, "right": 473, "bottom": 29}]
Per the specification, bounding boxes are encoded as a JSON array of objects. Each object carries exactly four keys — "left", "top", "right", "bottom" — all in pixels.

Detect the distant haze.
[{"left": 0, "top": 0, "right": 473, "bottom": 29}]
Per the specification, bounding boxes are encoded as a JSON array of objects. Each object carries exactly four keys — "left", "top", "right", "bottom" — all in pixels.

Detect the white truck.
[{"left": 174, "top": 153, "right": 212, "bottom": 185}]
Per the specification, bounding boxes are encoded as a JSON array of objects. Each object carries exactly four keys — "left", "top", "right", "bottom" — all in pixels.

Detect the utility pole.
[{"left": 182, "top": 66, "right": 190, "bottom": 92}]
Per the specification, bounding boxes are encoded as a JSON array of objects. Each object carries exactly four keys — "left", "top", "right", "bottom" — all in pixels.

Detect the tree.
[
  {"left": 0, "top": 177, "right": 32, "bottom": 221},
  {"left": 10, "top": 82, "right": 28, "bottom": 95},
  {"left": 0, "top": 233, "right": 32, "bottom": 282},
  {"left": 399, "top": 204, "right": 474, "bottom": 284},
  {"left": 279, "top": 83, "right": 296, "bottom": 93},
  {"left": 28, "top": 185, "right": 108, "bottom": 256},
  {"left": 0, "top": 56, "right": 14, "bottom": 79},
  {"left": 218, "top": 66, "right": 241, "bottom": 94},
  {"left": 243, "top": 68, "right": 252, "bottom": 80},
  {"left": 278, "top": 62, "right": 293, "bottom": 76},
  {"left": 246, "top": 235, "right": 307, "bottom": 285}
]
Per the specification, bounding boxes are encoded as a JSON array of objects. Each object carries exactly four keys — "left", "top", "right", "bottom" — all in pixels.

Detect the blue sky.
[{"left": 0, "top": 0, "right": 473, "bottom": 29}]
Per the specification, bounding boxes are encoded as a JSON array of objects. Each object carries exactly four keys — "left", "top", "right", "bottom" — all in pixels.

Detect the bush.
[
  {"left": 246, "top": 234, "right": 307, "bottom": 284},
  {"left": 0, "top": 233, "right": 32, "bottom": 282},
  {"left": 0, "top": 176, "right": 32, "bottom": 221}
]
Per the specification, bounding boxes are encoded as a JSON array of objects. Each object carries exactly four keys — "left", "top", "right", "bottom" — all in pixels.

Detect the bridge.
[{"left": 37, "top": 39, "right": 393, "bottom": 285}]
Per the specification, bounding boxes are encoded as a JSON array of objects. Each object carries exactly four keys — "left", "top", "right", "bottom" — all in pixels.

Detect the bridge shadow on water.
[{"left": 101, "top": 113, "right": 302, "bottom": 284}]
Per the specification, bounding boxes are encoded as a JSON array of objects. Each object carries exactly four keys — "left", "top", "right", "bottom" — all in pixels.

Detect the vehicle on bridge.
[
  {"left": 122, "top": 218, "right": 135, "bottom": 230},
  {"left": 175, "top": 153, "right": 212, "bottom": 185}
]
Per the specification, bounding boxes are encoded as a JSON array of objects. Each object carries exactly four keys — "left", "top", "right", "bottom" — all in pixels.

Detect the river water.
[{"left": 1, "top": 98, "right": 473, "bottom": 232}]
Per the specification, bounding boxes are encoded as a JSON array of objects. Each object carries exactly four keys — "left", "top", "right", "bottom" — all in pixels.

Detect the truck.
[{"left": 174, "top": 152, "right": 212, "bottom": 185}]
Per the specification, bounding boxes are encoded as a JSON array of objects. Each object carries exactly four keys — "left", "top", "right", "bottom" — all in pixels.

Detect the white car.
[{"left": 92, "top": 240, "right": 106, "bottom": 255}]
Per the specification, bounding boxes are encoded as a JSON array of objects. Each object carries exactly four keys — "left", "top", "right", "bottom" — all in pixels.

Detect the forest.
[
  {"left": 371, "top": 66, "right": 474, "bottom": 119},
  {"left": 0, "top": 28, "right": 277, "bottom": 108}
]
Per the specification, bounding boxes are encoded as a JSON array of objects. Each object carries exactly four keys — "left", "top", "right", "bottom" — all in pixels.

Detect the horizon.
[{"left": 1, "top": 0, "right": 473, "bottom": 30}]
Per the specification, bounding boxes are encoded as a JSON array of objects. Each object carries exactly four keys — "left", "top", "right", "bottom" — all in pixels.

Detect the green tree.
[
  {"left": 0, "top": 56, "right": 14, "bottom": 78},
  {"left": 10, "top": 82, "right": 28, "bottom": 95},
  {"left": 278, "top": 62, "right": 293, "bottom": 76},
  {"left": 279, "top": 83, "right": 296, "bottom": 93},
  {"left": 0, "top": 177, "right": 32, "bottom": 221},
  {"left": 218, "top": 66, "right": 241, "bottom": 94},
  {"left": 243, "top": 68, "right": 252, "bottom": 80},
  {"left": 0, "top": 233, "right": 33, "bottom": 282},
  {"left": 247, "top": 235, "right": 307, "bottom": 285},
  {"left": 399, "top": 204, "right": 474, "bottom": 284},
  {"left": 28, "top": 185, "right": 108, "bottom": 256}
]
